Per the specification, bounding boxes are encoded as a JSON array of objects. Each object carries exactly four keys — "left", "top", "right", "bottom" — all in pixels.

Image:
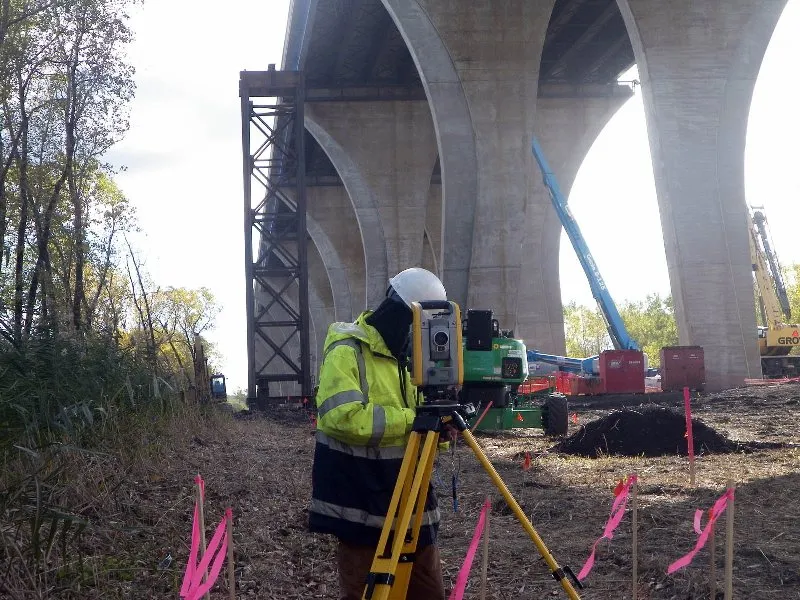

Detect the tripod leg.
[
  {"left": 460, "top": 429, "right": 582, "bottom": 600},
  {"left": 389, "top": 431, "right": 439, "bottom": 600},
  {"left": 363, "top": 431, "right": 440, "bottom": 600}
]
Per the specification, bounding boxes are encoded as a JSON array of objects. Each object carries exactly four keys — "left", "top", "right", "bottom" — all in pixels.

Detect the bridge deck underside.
[{"left": 289, "top": 0, "right": 636, "bottom": 184}]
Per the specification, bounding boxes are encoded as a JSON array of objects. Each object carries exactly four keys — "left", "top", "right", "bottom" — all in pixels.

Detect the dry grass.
[{"left": 3, "top": 384, "right": 800, "bottom": 599}]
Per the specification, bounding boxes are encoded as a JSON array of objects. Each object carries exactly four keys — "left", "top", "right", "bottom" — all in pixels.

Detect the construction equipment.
[
  {"left": 210, "top": 374, "right": 228, "bottom": 400},
  {"left": 748, "top": 207, "right": 800, "bottom": 378},
  {"left": 528, "top": 138, "right": 648, "bottom": 395},
  {"left": 460, "top": 309, "right": 569, "bottom": 434},
  {"left": 362, "top": 301, "right": 583, "bottom": 600},
  {"left": 532, "top": 137, "right": 639, "bottom": 354}
]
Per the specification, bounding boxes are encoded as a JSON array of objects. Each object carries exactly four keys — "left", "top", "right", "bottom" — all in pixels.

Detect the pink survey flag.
[
  {"left": 667, "top": 487, "right": 734, "bottom": 574},
  {"left": 180, "top": 475, "right": 233, "bottom": 600},
  {"left": 578, "top": 474, "right": 638, "bottom": 580},
  {"left": 448, "top": 499, "right": 491, "bottom": 600}
]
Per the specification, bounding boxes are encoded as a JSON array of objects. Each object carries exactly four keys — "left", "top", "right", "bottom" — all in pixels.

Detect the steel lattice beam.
[{"left": 240, "top": 68, "right": 311, "bottom": 406}]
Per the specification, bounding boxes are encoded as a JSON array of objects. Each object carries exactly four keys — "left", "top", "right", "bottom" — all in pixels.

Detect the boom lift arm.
[
  {"left": 526, "top": 349, "right": 598, "bottom": 375},
  {"left": 531, "top": 137, "right": 638, "bottom": 351}
]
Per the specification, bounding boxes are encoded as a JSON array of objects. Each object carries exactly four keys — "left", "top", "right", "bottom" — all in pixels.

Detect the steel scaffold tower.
[{"left": 239, "top": 67, "right": 311, "bottom": 407}]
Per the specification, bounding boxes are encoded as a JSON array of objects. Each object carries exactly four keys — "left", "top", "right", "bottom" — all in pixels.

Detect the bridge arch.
[
  {"left": 304, "top": 113, "right": 389, "bottom": 309},
  {"left": 306, "top": 214, "right": 353, "bottom": 322},
  {"left": 378, "top": 0, "right": 478, "bottom": 308},
  {"left": 611, "top": 0, "right": 788, "bottom": 388}
]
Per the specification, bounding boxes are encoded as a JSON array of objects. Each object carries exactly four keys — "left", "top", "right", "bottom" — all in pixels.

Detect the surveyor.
[{"left": 308, "top": 267, "right": 452, "bottom": 600}]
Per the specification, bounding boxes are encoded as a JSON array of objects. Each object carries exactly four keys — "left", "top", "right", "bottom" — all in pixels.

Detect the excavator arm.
[{"left": 749, "top": 218, "right": 786, "bottom": 330}]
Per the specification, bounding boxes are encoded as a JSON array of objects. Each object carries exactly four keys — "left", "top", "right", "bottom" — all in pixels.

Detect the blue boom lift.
[{"left": 527, "top": 137, "right": 646, "bottom": 377}]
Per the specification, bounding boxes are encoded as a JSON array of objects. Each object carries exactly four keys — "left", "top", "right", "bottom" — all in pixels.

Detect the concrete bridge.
[{"left": 245, "top": 0, "right": 788, "bottom": 397}]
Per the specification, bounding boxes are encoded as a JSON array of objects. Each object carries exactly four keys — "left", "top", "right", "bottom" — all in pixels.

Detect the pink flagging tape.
[
  {"left": 186, "top": 510, "right": 230, "bottom": 593},
  {"left": 578, "top": 474, "right": 638, "bottom": 580},
  {"left": 448, "top": 499, "right": 491, "bottom": 600},
  {"left": 180, "top": 477, "right": 233, "bottom": 600},
  {"left": 667, "top": 488, "right": 734, "bottom": 574},
  {"left": 187, "top": 535, "right": 228, "bottom": 600},
  {"left": 186, "top": 508, "right": 234, "bottom": 600},
  {"left": 195, "top": 474, "right": 205, "bottom": 500},
  {"left": 470, "top": 401, "right": 494, "bottom": 431},
  {"left": 180, "top": 475, "right": 206, "bottom": 597},
  {"left": 683, "top": 387, "right": 695, "bottom": 461},
  {"left": 180, "top": 503, "right": 201, "bottom": 597}
]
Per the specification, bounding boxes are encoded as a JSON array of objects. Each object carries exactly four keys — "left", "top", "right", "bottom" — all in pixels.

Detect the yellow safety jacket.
[
  {"left": 315, "top": 314, "right": 421, "bottom": 446},
  {"left": 308, "top": 312, "right": 441, "bottom": 546}
]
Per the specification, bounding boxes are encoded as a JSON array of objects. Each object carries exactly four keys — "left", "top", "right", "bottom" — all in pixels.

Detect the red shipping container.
[
  {"left": 599, "top": 350, "right": 646, "bottom": 394},
  {"left": 660, "top": 346, "right": 705, "bottom": 392}
]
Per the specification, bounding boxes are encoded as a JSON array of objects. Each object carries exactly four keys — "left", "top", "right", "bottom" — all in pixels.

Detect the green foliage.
[
  {"left": 0, "top": 332, "right": 153, "bottom": 450},
  {"left": 777, "top": 264, "right": 800, "bottom": 355},
  {"left": 227, "top": 388, "right": 248, "bottom": 412},
  {"left": 0, "top": 4, "right": 226, "bottom": 596},
  {"left": 563, "top": 301, "right": 611, "bottom": 357},
  {"left": 619, "top": 294, "right": 679, "bottom": 367},
  {"left": 563, "top": 294, "right": 678, "bottom": 366},
  {"left": 784, "top": 264, "right": 800, "bottom": 324},
  {"left": 0, "top": 445, "right": 89, "bottom": 592},
  {"left": 0, "top": 0, "right": 139, "bottom": 340},
  {"left": 0, "top": 330, "right": 160, "bottom": 596}
]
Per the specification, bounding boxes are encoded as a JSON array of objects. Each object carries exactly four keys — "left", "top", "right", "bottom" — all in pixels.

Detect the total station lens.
[{"left": 433, "top": 331, "right": 449, "bottom": 346}]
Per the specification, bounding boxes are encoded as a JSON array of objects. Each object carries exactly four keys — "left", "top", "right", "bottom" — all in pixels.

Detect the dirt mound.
[{"left": 553, "top": 406, "right": 738, "bottom": 457}]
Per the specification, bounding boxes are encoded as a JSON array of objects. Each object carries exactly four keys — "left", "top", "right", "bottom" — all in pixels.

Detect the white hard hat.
[{"left": 388, "top": 268, "right": 447, "bottom": 307}]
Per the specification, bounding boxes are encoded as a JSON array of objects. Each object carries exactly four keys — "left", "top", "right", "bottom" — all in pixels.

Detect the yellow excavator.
[{"left": 749, "top": 207, "right": 800, "bottom": 378}]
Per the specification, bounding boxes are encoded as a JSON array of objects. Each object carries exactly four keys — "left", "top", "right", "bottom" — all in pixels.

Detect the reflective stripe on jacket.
[{"left": 309, "top": 312, "right": 440, "bottom": 546}]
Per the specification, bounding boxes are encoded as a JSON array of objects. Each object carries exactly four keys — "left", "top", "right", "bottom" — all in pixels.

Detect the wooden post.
[
  {"left": 196, "top": 476, "right": 210, "bottom": 600},
  {"left": 724, "top": 480, "right": 735, "bottom": 600},
  {"left": 709, "top": 518, "right": 716, "bottom": 600},
  {"left": 631, "top": 478, "right": 638, "bottom": 600},
  {"left": 227, "top": 509, "right": 235, "bottom": 600},
  {"left": 480, "top": 499, "right": 490, "bottom": 600},
  {"left": 683, "top": 387, "right": 696, "bottom": 487}
]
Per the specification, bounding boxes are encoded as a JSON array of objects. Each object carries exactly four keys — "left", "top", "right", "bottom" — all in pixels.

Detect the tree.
[
  {"left": 619, "top": 294, "right": 678, "bottom": 367},
  {"left": 149, "top": 287, "right": 221, "bottom": 387},
  {"left": 563, "top": 294, "right": 679, "bottom": 366},
  {"left": 563, "top": 301, "right": 611, "bottom": 357},
  {"left": 0, "top": 0, "right": 137, "bottom": 342}
]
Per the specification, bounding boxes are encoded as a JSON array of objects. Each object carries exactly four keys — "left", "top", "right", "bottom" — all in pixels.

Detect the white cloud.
[{"left": 108, "top": 0, "right": 291, "bottom": 392}]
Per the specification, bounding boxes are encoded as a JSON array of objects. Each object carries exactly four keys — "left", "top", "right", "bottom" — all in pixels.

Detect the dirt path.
[{"left": 81, "top": 383, "right": 800, "bottom": 599}]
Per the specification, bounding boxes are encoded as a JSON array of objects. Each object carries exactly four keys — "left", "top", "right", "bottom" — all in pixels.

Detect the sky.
[{"left": 105, "top": 0, "right": 800, "bottom": 393}]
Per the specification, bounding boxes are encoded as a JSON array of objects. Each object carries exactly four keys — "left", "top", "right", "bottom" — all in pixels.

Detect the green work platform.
[{"left": 470, "top": 407, "right": 544, "bottom": 431}]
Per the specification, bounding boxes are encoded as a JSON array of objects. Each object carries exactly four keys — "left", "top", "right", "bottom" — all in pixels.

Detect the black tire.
[{"left": 544, "top": 394, "right": 569, "bottom": 436}]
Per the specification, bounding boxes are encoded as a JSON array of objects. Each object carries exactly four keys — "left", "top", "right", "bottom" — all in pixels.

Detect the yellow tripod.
[{"left": 362, "top": 403, "right": 583, "bottom": 600}]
